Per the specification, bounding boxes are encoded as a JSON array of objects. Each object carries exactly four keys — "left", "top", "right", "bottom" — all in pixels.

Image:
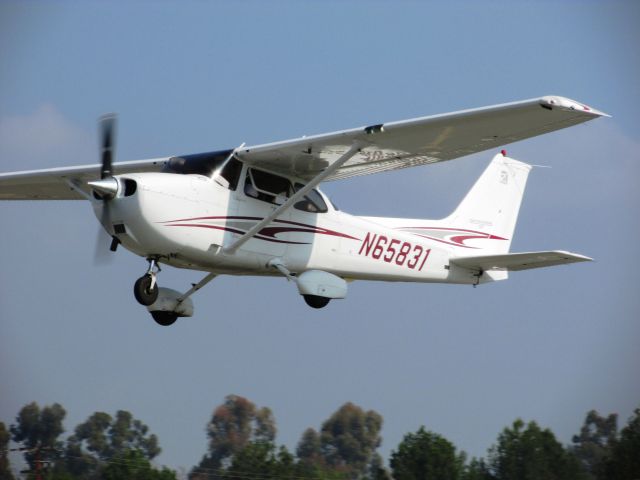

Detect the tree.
[
  {"left": 600, "top": 407, "right": 640, "bottom": 480},
  {"left": 295, "top": 427, "right": 348, "bottom": 479},
  {"left": 571, "top": 409, "right": 617, "bottom": 479},
  {"left": 0, "top": 422, "right": 15, "bottom": 480},
  {"left": 318, "top": 402, "right": 383, "bottom": 479},
  {"left": 101, "top": 449, "right": 176, "bottom": 480},
  {"left": 389, "top": 426, "right": 463, "bottom": 480},
  {"left": 225, "top": 441, "right": 297, "bottom": 479},
  {"left": 297, "top": 428, "right": 323, "bottom": 467},
  {"left": 191, "top": 395, "right": 276, "bottom": 478},
  {"left": 368, "top": 453, "right": 391, "bottom": 480},
  {"left": 64, "top": 410, "right": 162, "bottom": 478},
  {"left": 487, "top": 419, "right": 586, "bottom": 480},
  {"left": 462, "top": 457, "right": 492, "bottom": 480},
  {"left": 10, "top": 402, "right": 66, "bottom": 472}
]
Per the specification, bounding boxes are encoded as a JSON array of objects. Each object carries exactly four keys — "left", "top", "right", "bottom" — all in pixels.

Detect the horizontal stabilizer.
[{"left": 450, "top": 250, "right": 592, "bottom": 272}]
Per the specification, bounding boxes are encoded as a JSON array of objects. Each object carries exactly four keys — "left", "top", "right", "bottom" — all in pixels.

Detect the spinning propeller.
[{"left": 89, "top": 114, "right": 120, "bottom": 262}]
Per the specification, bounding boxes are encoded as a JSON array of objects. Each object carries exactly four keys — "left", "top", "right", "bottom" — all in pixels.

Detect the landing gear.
[
  {"left": 303, "top": 294, "right": 331, "bottom": 309},
  {"left": 134, "top": 258, "right": 160, "bottom": 306},
  {"left": 134, "top": 275, "right": 159, "bottom": 305},
  {"left": 133, "top": 264, "right": 217, "bottom": 326},
  {"left": 150, "top": 311, "right": 178, "bottom": 326}
]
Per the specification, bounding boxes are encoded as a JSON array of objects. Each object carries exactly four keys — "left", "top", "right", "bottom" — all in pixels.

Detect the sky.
[{"left": 1, "top": 0, "right": 639, "bottom": 475}]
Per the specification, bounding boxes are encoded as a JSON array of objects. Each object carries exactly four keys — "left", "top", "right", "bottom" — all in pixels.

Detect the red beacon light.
[{"left": 501, "top": 149, "right": 507, "bottom": 156}]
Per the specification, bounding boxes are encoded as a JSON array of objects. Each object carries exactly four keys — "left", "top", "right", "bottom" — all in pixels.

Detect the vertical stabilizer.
[{"left": 444, "top": 153, "right": 532, "bottom": 254}]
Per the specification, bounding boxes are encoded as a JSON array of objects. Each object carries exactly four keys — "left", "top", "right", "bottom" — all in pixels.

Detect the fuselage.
[{"left": 95, "top": 166, "right": 501, "bottom": 286}]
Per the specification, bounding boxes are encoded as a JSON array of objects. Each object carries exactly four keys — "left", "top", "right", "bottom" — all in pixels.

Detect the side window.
[
  {"left": 293, "top": 184, "right": 328, "bottom": 213},
  {"left": 244, "top": 168, "right": 293, "bottom": 205}
]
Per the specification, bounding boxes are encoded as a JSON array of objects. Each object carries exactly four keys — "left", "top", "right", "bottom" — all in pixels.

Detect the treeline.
[{"left": 1, "top": 396, "right": 638, "bottom": 480}]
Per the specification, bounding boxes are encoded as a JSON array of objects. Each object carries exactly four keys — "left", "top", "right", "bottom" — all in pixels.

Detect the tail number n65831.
[{"left": 358, "top": 233, "right": 431, "bottom": 271}]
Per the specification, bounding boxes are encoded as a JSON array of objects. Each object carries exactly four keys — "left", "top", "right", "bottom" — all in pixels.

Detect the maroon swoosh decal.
[
  {"left": 160, "top": 216, "right": 360, "bottom": 244},
  {"left": 165, "top": 223, "right": 311, "bottom": 245},
  {"left": 397, "top": 226, "right": 507, "bottom": 248}
]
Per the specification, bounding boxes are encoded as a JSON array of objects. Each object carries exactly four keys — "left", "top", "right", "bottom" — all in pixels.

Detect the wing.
[
  {"left": 450, "top": 250, "right": 593, "bottom": 272},
  {"left": 237, "top": 95, "right": 607, "bottom": 181},
  {"left": 0, "top": 149, "right": 237, "bottom": 200},
  {"left": 0, "top": 158, "right": 170, "bottom": 200},
  {"left": 0, "top": 96, "right": 606, "bottom": 199}
]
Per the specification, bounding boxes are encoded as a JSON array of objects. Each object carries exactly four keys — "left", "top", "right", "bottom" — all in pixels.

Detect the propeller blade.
[
  {"left": 94, "top": 227, "right": 114, "bottom": 265},
  {"left": 93, "top": 201, "right": 114, "bottom": 265},
  {"left": 99, "top": 113, "right": 117, "bottom": 179},
  {"left": 93, "top": 113, "right": 119, "bottom": 260}
]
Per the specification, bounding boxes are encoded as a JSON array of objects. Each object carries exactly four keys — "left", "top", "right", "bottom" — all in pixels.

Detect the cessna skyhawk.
[{"left": 0, "top": 96, "right": 607, "bottom": 325}]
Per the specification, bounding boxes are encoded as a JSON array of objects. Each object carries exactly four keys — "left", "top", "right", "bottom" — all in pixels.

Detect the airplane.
[{"left": 0, "top": 95, "right": 607, "bottom": 326}]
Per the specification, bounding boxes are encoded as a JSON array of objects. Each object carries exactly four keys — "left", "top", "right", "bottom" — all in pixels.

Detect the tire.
[
  {"left": 151, "top": 311, "right": 178, "bottom": 326},
  {"left": 133, "top": 275, "right": 159, "bottom": 306},
  {"left": 303, "top": 295, "right": 330, "bottom": 309}
]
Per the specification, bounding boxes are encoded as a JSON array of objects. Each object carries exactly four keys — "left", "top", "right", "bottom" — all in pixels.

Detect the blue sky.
[{"left": 1, "top": 0, "right": 639, "bottom": 473}]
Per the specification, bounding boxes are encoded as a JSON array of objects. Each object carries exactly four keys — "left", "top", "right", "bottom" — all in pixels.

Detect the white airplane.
[{"left": 0, "top": 96, "right": 607, "bottom": 326}]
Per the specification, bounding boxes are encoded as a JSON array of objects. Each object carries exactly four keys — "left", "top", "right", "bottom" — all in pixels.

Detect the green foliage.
[
  {"left": 10, "top": 402, "right": 66, "bottom": 470},
  {"left": 318, "top": 402, "right": 383, "bottom": 479},
  {"left": 461, "top": 458, "right": 492, "bottom": 480},
  {"left": 226, "top": 442, "right": 294, "bottom": 478},
  {"left": 571, "top": 409, "right": 617, "bottom": 479},
  {"left": 487, "top": 419, "right": 586, "bottom": 480},
  {"left": 101, "top": 449, "right": 176, "bottom": 480},
  {"left": 600, "top": 407, "right": 640, "bottom": 480},
  {"left": 389, "top": 426, "right": 463, "bottom": 480},
  {"left": 69, "top": 410, "right": 161, "bottom": 460},
  {"left": 297, "top": 427, "right": 323, "bottom": 466},
  {"left": 8, "top": 397, "right": 638, "bottom": 480},
  {"left": 191, "top": 395, "right": 277, "bottom": 478},
  {"left": 0, "top": 422, "right": 15, "bottom": 480},
  {"left": 63, "top": 409, "right": 161, "bottom": 478},
  {"left": 368, "top": 453, "right": 391, "bottom": 480}
]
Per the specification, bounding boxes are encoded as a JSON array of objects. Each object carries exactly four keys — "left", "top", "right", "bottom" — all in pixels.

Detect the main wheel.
[
  {"left": 303, "top": 295, "right": 331, "bottom": 309},
  {"left": 151, "top": 311, "right": 178, "bottom": 326},
  {"left": 134, "top": 275, "right": 159, "bottom": 306}
]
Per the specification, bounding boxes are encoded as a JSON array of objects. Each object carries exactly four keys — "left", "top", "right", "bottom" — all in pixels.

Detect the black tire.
[
  {"left": 133, "top": 275, "right": 159, "bottom": 306},
  {"left": 151, "top": 311, "right": 178, "bottom": 326},
  {"left": 303, "top": 295, "right": 330, "bottom": 309}
]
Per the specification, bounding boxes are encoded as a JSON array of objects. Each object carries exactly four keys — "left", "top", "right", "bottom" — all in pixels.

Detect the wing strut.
[
  {"left": 177, "top": 272, "right": 217, "bottom": 303},
  {"left": 223, "top": 142, "right": 363, "bottom": 254}
]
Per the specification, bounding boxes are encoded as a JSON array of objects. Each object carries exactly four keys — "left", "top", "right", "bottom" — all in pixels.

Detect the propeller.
[{"left": 91, "top": 114, "right": 120, "bottom": 264}]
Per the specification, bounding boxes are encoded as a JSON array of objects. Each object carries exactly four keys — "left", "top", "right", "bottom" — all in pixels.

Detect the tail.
[
  {"left": 365, "top": 151, "right": 591, "bottom": 283},
  {"left": 443, "top": 152, "right": 532, "bottom": 254}
]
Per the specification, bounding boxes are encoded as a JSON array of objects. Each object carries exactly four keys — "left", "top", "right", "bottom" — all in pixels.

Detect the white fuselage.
[{"left": 96, "top": 167, "right": 501, "bottom": 286}]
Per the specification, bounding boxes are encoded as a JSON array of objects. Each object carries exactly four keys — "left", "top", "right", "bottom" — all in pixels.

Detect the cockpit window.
[
  {"left": 216, "top": 157, "right": 242, "bottom": 191},
  {"left": 293, "top": 184, "right": 328, "bottom": 213},
  {"left": 243, "top": 168, "right": 328, "bottom": 213},
  {"left": 244, "top": 168, "right": 293, "bottom": 205},
  {"left": 164, "top": 149, "right": 242, "bottom": 191}
]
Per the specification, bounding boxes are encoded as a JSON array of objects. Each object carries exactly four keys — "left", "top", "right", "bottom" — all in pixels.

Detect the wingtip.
[
  {"left": 540, "top": 96, "right": 610, "bottom": 118},
  {"left": 555, "top": 250, "right": 594, "bottom": 262}
]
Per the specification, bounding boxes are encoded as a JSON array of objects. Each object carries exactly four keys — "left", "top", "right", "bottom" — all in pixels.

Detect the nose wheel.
[{"left": 133, "top": 258, "right": 160, "bottom": 306}]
